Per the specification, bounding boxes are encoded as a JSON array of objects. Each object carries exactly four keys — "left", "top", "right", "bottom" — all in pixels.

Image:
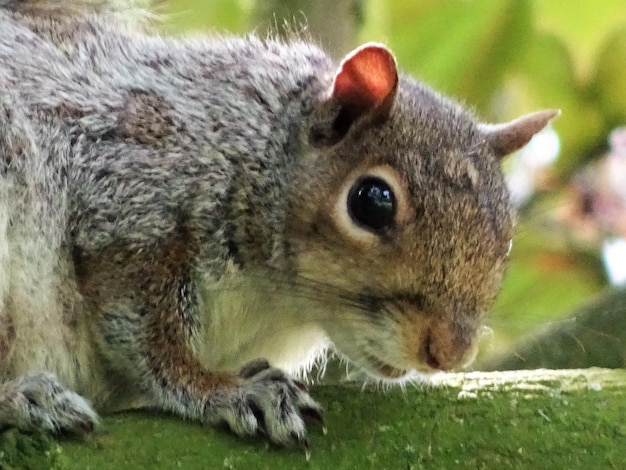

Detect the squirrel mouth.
[{"left": 364, "top": 355, "right": 409, "bottom": 379}]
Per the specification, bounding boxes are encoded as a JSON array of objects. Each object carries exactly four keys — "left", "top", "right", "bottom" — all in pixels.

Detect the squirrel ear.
[
  {"left": 479, "top": 109, "right": 561, "bottom": 160},
  {"left": 310, "top": 43, "right": 398, "bottom": 147},
  {"left": 332, "top": 43, "right": 399, "bottom": 122}
]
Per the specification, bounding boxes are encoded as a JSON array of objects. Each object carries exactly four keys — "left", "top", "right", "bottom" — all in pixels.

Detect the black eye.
[{"left": 348, "top": 177, "right": 396, "bottom": 232}]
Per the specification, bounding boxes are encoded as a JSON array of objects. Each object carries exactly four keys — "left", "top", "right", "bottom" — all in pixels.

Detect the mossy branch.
[{"left": 2, "top": 369, "right": 625, "bottom": 469}]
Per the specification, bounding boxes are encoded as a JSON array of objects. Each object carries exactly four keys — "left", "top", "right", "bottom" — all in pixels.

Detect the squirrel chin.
[
  {"left": 346, "top": 355, "right": 439, "bottom": 384},
  {"left": 363, "top": 368, "right": 442, "bottom": 386}
]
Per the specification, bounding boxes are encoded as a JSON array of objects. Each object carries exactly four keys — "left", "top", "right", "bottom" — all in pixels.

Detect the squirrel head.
[{"left": 286, "top": 43, "right": 558, "bottom": 380}]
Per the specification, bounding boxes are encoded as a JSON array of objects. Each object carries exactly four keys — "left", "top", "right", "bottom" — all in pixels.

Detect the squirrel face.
[{"left": 287, "top": 44, "right": 558, "bottom": 380}]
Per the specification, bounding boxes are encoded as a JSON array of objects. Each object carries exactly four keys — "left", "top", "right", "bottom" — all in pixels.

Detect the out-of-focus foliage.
[
  {"left": 162, "top": 0, "right": 626, "bottom": 361},
  {"left": 359, "top": 0, "right": 626, "bottom": 172},
  {"left": 162, "top": 0, "right": 250, "bottom": 34}
]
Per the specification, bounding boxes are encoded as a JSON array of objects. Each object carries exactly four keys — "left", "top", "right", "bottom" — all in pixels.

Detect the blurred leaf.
[
  {"left": 163, "top": 0, "right": 250, "bottom": 34},
  {"left": 481, "top": 286, "right": 626, "bottom": 370},
  {"left": 361, "top": 0, "right": 533, "bottom": 111},
  {"left": 593, "top": 28, "right": 626, "bottom": 126},
  {"left": 251, "top": 0, "right": 361, "bottom": 58},
  {"left": 513, "top": 33, "right": 605, "bottom": 174},
  {"left": 531, "top": 0, "right": 626, "bottom": 79},
  {"left": 488, "top": 216, "right": 604, "bottom": 351}
]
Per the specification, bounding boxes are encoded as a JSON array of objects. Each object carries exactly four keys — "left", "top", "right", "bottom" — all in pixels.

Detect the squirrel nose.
[{"left": 423, "top": 324, "right": 476, "bottom": 371}]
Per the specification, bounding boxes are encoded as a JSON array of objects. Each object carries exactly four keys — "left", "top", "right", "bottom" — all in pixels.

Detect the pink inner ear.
[{"left": 332, "top": 44, "right": 398, "bottom": 110}]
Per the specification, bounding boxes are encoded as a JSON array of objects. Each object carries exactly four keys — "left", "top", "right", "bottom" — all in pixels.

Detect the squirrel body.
[{"left": 0, "top": 3, "right": 557, "bottom": 445}]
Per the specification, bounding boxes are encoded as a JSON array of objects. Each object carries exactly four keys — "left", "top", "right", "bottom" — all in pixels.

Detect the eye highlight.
[{"left": 348, "top": 177, "right": 396, "bottom": 232}]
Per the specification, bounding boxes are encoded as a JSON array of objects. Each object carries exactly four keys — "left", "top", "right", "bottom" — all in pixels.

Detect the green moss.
[
  {"left": 2, "top": 370, "right": 625, "bottom": 469},
  {"left": 0, "top": 429, "right": 68, "bottom": 470}
]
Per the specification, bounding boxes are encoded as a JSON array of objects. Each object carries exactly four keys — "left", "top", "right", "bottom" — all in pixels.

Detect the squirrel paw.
[
  {"left": 0, "top": 372, "right": 98, "bottom": 434},
  {"left": 206, "top": 359, "right": 324, "bottom": 448}
]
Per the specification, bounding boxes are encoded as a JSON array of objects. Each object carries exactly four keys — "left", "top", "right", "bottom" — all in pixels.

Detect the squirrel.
[{"left": 0, "top": 1, "right": 558, "bottom": 449}]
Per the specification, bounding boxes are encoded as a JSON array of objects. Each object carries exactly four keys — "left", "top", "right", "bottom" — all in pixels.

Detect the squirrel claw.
[
  {"left": 301, "top": 437, "right": 312, "bottom": 460},
  {"left": 301, "top": 405, "right": 325, "bottom": 429},
  {"left": 293, "top": 379, "right": 309, "bottom": 392},
  {"left": 237, "top": 358, "right": 272, "bottom": 379},
  {"left": 212, "top": 363, "right": 325, "bottom": 447},
  {"left": 0, "top": 372, "right": 99, "bottom": 436},
  {"left": 292, "top": 433, "right": 311, "bottom": 459}
]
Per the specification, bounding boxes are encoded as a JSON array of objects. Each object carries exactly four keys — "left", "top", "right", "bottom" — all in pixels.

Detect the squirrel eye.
[{"left": 348, "top": 177, "right": 396, "bottom": 232}]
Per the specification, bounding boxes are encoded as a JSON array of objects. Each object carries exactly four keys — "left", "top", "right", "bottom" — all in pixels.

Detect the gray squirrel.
[{"left": 0, "top": 1, "right": 558, "bottom": 449}]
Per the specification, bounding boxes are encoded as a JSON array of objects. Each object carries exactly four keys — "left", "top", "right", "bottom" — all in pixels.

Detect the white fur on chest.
[{"left": 195, "top": 270, "right": 330, "bottom": 378}]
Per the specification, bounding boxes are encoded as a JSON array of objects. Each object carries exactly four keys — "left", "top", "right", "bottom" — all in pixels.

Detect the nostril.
[
  {"left": 423, "top": 329, "right": 469, "bottom": 371},
  {"left": 425, "top": 349, "right": 442, "bottom": 370},
  {"left": 424, "top": 334, "right": 444, "bottom": 370}
]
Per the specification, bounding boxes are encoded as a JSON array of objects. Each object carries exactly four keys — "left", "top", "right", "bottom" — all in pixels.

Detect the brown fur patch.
[
  {"left": 53, "top": 102, "right": 89, "bottom": 121},
  {"left": 138, "top": 228, "right": 237, "bottom": 390},
  {"left": 76, "top": 225, "right": 237, "bottom": 401},
  {"left": 114, "top": 90, "right": 178, "bottom": 148}
]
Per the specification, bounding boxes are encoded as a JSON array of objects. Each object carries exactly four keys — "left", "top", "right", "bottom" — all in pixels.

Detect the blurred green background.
[{"left": 161, "top": 0, "right": 626, "bottom": 365}]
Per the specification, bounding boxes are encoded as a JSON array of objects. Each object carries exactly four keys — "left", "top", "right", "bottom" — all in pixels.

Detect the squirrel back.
[{"left": 0, "top": 2, "right": 557, "bottom": 445}]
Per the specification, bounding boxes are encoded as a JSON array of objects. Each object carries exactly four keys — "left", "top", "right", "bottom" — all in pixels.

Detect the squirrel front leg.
[{"left": 88, "top": 245, "right": 323, "bottom": 447}]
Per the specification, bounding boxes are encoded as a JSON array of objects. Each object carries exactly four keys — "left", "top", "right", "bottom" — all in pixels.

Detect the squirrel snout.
[
  {"left": 398, "top": 306, "right": 481, "bottom": 373},
  {"left": 421, "top": 323, "right": 478, "bottom": 371}
]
